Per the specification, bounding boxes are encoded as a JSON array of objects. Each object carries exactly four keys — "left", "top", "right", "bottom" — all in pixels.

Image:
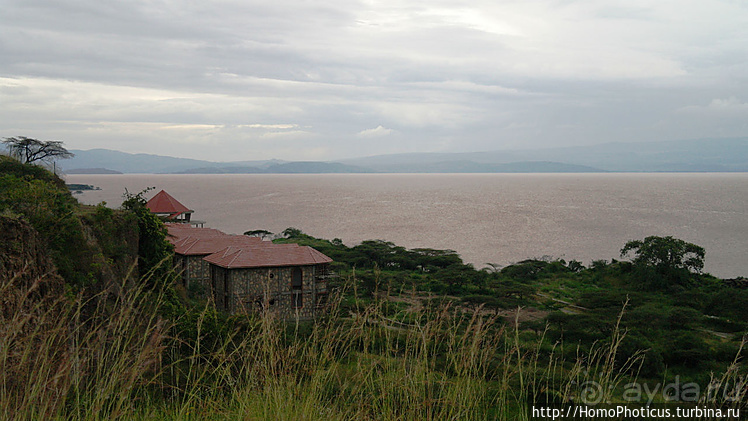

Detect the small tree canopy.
[
  {"left": 244, "top": 229, "right": 274, "bottom": 240},
  {"left": 282, "top": 227, "right": 304, "bottom": 238},
  {"left": 2, "top": 136, "right": 74, "bottom": 164},
  {"left": 620, "top": 236, "right": 705, "bottom": 274},
  {"left": 121, "top": 187, "right": 176, "bottom": 287}
]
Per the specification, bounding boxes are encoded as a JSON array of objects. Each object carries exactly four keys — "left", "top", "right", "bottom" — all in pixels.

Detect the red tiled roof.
[
  {"left": 164, "top": 225, "right": 333, "bottom": 268},
  {"left": 173, "top": 235, "right": 264, "bottom": 255},
  {"left": 165, "top": 224, "right": 226, "bottom": 243},
  {"left": 146, "top": 190, "right": 192, "bottom": 216},
  {"left": 204, "top": 243, "right": 333, "bottom": 269}
]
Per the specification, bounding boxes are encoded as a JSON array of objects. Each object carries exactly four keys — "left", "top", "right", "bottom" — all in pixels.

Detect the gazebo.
[{"left": 146, "top": 190, "right": 203, "bottom": 226}]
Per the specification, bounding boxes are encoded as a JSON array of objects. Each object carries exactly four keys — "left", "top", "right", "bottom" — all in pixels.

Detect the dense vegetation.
[
  {"left": 274, "top": 228, "right": 747, "bottom": 386},
  {"left": 0, "top": 155, "right": 138, "bottom": 291},
  {"left": 1, "top": 154, "right": 746, "bottom": 420}
]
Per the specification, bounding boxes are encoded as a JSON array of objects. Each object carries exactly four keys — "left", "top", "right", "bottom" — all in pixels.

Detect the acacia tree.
[
  {"left": 620, "top": 236, "right": 705, "bottom": 288},
  {"left": 244, "top": 229, "right": 274, "bottom": 240},
  {"left": 620, "top": 236, "right": 705, "bottom": 273},
  {"left": 2, "top": 136, "right": 74, "bottom": 164}
]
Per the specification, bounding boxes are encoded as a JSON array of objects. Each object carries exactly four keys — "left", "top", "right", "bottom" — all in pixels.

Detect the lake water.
[{"left": 67, "top": 173, "right": 748, "bottom": 278}]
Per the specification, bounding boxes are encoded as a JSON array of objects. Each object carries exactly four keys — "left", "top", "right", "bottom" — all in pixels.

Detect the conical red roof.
[{"left": 146, "top": 190, "right": 191, "bottom": 216}]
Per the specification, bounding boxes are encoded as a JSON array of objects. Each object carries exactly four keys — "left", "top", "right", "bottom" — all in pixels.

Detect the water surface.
[{"left": 68, "top": 173, "right": 748, "bottom": 278}]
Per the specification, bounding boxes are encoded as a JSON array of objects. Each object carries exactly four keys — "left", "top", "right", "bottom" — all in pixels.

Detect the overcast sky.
[{"left": 1, "top": 0, "right": 747, "bottom": 161}]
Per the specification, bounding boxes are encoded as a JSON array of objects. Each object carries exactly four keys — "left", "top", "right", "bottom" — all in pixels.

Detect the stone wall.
[
  {"left": 219, "top": 264, "right": 329, "bottom": 320},
  {"left": 174, "top": 253, "right": 212, "bottom": 295}
]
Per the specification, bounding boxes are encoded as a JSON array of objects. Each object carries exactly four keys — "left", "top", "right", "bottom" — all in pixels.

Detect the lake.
[{"left": 67, "top": 173, "right": 748, "bottom": 278}]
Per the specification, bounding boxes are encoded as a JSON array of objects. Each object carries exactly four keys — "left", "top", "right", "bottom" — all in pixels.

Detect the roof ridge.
[
  {"left": 185, "top": 237, "right": 201, "bottom": 253},
  {"left": 226, "top": 246, "right": 243, "bottom": 267},
  {"left": 305, "top": 246, "right": 326, "bottom": 263}
]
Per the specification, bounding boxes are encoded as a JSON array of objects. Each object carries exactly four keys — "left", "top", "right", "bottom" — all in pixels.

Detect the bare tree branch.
[{"left": 2, "top": 136, "right": 74, "bottom": 164}]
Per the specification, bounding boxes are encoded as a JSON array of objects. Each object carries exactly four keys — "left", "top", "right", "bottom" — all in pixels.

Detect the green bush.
[
  {"left": 121, "top": 189, "right": 176, "bottom": 288},
  {"left": 0, "top": 171, "right": 93, "bottom": 288}
]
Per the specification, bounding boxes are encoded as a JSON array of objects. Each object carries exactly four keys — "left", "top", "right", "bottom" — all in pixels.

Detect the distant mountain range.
[
  {"left": 60, "top": 138, "right": 748, "bottom": 174},
  {"left": 339, "top": 138, "right": 748, "bottom": 172},
  {"left": 176, "top": 161, "right": 375, "bottom": 174}
]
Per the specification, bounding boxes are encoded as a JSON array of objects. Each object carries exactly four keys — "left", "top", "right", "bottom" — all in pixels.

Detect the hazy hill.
[
  {"left": 60, "top": 137, "right": 748, "bottom": 174},
  {"left": 263, "top": 162, "right": 374, "bottom": 173},
  {"left": 359, "top": 160, "right": 602, "bottom": 173},
  {"left": 342, "top": 138, "right": 748, "bottom": 172},
  {"left": 63, "top": 149, "right": 219, "bottom": 173},
  {"left": 175, "top": 162, "right": 372, "bottom": 174}
]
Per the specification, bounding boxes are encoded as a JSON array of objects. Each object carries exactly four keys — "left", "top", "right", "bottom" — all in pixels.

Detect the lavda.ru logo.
[
  {"left": 622, "top": 377, "right": 700, "bottom": 404},
  {"left": 613, "top": 376, "right": 747, "bottom": 405}
]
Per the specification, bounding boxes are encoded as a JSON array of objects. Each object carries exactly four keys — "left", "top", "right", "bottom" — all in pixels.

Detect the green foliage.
[
  {"left": 350, "top": 240, "right": 402, "bottom": 268},
  {"left": 282, "top": 227, "right": 304, "bottom": 238},
  {"left": 621, "top": 236, "right": 706, "bottom": 288},
  {"left": 433, "top": 263, "right": 481, "bottom": 294},
  {"left": 3, "top": 176, "right": 747, "bottom": 418},
  {"left": 0, "top": 155, "right": 66, "bottom": 187},
  {"left": 704, "top": 288, "right": 748, "bottom": 321},
  {"left": 566, "top": 259, "right": 585, "bottom": 272},
  {"left": 621, "top": 236, "right": 705, "bottom": 272},
  {"left": 274, "top": 228, "right": 540, "bottom": 310},
  {"left": 80, "top": 203, "right": 140, "bottom": 284},
  {"left": 121, "top": 188, "right": 176, "bottom": 288},
  {"left": 532, "top": 237, "right": 747, "bottom": 381},
  {"left": 460, "top": 294, "right": 504, "bottom": 314},
  {"left": 0, "top": 157, "right": 148, "bottom": 293},
  {"left": 0, "top": 167, "right": 94, "bottom": 287},
  {"left": 500, "top": 259, "right": 572, "bottom": 282},
  {"left": 275, "top": 229, "right": 464, "bottom": 273},
  {"left": 219, "top": 228, "right": 748, "bottom": 387},
  {"left": 243, "top": 229, "right": 274, "bottom": 239}
]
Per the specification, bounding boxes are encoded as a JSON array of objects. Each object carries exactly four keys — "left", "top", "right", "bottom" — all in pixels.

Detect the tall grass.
[
  {"left": 2, "top": 269, "right": 741, "bottom": 420},
  {"left": 1, "top": 267, "right": 170, "bottom": 420}
]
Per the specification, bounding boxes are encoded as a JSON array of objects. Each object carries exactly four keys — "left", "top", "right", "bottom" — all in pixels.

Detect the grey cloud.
[{"left": 1, "top": 0, "right": 748, "bottom": 160}]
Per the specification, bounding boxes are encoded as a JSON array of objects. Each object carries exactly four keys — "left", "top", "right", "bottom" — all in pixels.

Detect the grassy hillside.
[
  {"left": 0, "top": 155, "right": 139, "bottom": 291},
  {"left": 275, "top": 229, "right": 747, "bottom": 385},
  {"left": 1, "top": 155, "right": 746, "bottom": 419}
]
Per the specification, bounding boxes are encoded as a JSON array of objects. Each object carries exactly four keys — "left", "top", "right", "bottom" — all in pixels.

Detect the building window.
[{"left": 292, "top": 267, "right": 303, "bottom": 308}]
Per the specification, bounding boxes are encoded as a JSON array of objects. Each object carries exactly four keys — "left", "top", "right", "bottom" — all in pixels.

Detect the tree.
[
  {"left": 2, "top": 136, "right": 74, "bottom": 164},
  {"left": 244, "top": 229, "right": 274, "bottom": 240},
  {"left": 121, "top": 188, "right": 175, "bottom": 287},
  {"left": 282, "top": 227, "right": 304, "bottom": 238},
  {"left": 620, "top": 236, "right": 705, "bottom": 288},
  {"left": 620, "top": 236, "right": 705, "bottom": 274}
]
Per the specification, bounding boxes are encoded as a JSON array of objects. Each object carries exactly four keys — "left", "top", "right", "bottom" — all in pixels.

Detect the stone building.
[
  {"left": 172, "top": 233, "right": 262, "bottom": 291},
  {"left": 204, "top": 243, "right": 333, "bottom": 320},
  {"left": 167, "top": 224, "right": 224, "bottom": 285},
  {"left": 165, "top": 223, "right": 333, "bottom": 320}
]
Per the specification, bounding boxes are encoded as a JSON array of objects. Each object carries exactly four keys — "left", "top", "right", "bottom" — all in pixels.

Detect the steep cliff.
[
  {"left": 1, "top": 155, "right": 139, "bottom": 294},
  {"left": 0, "top": 214, "right": 64, "bottom": 306}
]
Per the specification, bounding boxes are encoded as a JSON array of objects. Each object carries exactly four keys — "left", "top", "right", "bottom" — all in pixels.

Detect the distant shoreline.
[{"left": 65, "top": 167, "right": 123, "bottom": 174}]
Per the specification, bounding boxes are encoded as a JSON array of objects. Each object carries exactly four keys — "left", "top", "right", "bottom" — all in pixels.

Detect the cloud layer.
[{"left": 1, "top": 0, "right": 747, "bottom": 160}]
